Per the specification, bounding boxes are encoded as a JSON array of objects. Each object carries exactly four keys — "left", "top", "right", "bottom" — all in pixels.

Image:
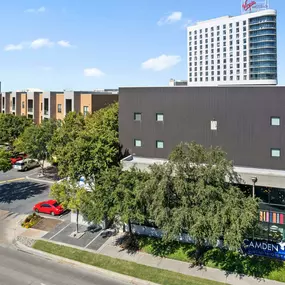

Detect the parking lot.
[
  {"left": 0, "top": 168, "right": 52, "bottom": 215},
  {"left": 43, "top": 221, "right": 112, "bottom": 251}
]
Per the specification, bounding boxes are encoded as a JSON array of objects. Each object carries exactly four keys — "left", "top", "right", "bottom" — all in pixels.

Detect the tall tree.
[
  {"left": 48, "top": 112, "right": 85, "bottom": 177},
  {"left": 143, "top": 142, "right": 259, "bottom": 262},
  {"left": 0, "top": 148, "right": 12, "bottom": 172},
  {"left": 81, "top": 166, "right": 121, "bottom": 228},
  {"left": 114, "top": 167, "right": 149, "bottom": 235},
  {"left": 50, "top": 180, "right": 87, "bottom": 233},
  {"left": 59, "top": 103, "right": 120, "bottom": 180},
  {"left": 0, "top": 114, "right": 32, "bottom": 146},
  {"left": 14, "top": 119, "right": 57, "bottom": 174}
]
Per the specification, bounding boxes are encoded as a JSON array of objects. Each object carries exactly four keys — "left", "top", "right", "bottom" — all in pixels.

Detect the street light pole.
[{"left": 251, "top": 177, "right": 257, "bottom": 198}]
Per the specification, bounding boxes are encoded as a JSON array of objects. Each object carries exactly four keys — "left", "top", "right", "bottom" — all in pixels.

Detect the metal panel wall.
[{"left": 119, "top": 86, "right": 285, "bottom": 170}]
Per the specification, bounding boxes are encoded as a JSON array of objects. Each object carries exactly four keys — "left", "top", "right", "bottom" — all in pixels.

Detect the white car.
[{"left": 14, "top": 158, "right": 40, "bottom": 171}]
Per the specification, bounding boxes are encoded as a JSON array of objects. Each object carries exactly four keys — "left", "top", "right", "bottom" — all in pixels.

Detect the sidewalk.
[{"left": 16, "top": 227, "right": 285, "bottom": 285}]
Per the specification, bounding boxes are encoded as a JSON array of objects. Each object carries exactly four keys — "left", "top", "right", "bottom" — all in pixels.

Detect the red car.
[
  {"left": 10, "top": 153, "right": 27, "bottom": 165},
  {"left": 33, "top": 200, "right": 64, "bottom": 216}
]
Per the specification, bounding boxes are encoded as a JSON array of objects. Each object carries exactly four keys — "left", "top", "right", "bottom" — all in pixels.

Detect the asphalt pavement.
[
  {"left": 0, "top": 180, "right": 50, "bottom": 214},
  {"left": 0, "top": 246, "right": 129, "bottom": 285},
  {"left": 0, "top": 168, "right": 38, "bottom": 183}
]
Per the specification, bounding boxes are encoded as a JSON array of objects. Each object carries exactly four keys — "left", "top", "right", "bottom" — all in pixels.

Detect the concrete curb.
[
  {"left": 25, "top": 176, "right": 56, "bottom": 184},
  {"left": 15, "top": 240, "right": 160, "bottom": 285}
]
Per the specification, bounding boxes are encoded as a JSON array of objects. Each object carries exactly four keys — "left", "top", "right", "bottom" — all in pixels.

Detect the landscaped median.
[{"left": 33, "top": 240, "right": 226, "bottom": 285}]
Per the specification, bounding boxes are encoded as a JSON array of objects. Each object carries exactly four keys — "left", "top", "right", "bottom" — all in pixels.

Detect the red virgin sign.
[{"left": 242, "top": 0, "right": 257, "bottom": 11}]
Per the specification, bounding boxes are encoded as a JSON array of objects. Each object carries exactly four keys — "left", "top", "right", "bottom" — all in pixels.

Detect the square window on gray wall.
[
  {"left": 134, "top": 139, "right": 142, "bottom": 147},
  {"left": 156, "top": 113, "right": 164, "bottom": 122},
  {"left": 271, "top": 149, "right": 281, "bottom": 158},
  {"left": 271, "top": 117, "right": 280, "bottom": 126},
  {"left": 156, "top": 141, "right": 164, "bottom": 149},
  {"left": 134, "top": 113, "right": 142, "bottom": 121}
]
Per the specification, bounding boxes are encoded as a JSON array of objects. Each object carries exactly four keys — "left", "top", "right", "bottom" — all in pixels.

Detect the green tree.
[
  {"left": 59, "top": 103, "right": 120, "bottom": 180},
  {"left": 50, "top": 180, "right": 87, "bottom": 233},
  {"left": 81, "top": 167, "right": 121, "bottom": 228},
  {"left": 143, "top": 142, "right": 259, "bottom": 263},
  {"left": 0, "top": 114, "right": 32, "bottom": 146},
  {"left": 49, "top": 112, "right": 85, "bottom": 176},
  {"left": 114, "top": 167, "right": 149, "bottom": 235},
  {"left": 14, "top": 119, "right": 57, "bottom": 174},
  {"left": 0, "top": 148, "right": 12, "bottom": 172}
]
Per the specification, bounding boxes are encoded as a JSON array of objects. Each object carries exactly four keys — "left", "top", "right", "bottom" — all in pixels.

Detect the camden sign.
[{"left": 243, "top": 239, "right": 285, "bottom": 261}]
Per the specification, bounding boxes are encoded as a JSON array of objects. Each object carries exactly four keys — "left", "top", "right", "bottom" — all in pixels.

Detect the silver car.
[{"left": 14, "top": 159, "right": 40, "bottom": 171}]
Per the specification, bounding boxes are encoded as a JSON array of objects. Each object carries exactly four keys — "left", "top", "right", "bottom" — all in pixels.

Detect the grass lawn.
[
  {"left": 33, "top": 240, "right": 226, "bottom": 285},
  {"left": 137, "top": 236, "right": 285, "bottom": 283}
]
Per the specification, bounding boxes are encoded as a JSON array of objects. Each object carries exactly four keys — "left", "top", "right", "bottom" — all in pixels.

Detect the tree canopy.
[
  {"left": 0, "top": 148, "right": 12, "bottom": 172},
  {"left": 14, "top": 119, "right": 57, "bottom": 173},
  {"left": 142, "top": 142, "right": 259, "bottom": 253},
  {"left": 0, "top": 114, "right": 32, "bottom": 145},
  {"left": 55, "top": 102, "right": 120, "bottom": 180}
]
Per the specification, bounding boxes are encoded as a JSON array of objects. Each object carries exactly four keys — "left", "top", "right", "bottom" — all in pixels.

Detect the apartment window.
[
  {"left": 244, "top": 75, "right": 247, "bottom": 80},
  {"left": 156, "top": 113, "right": 164, "bottom": 122},
  {"left": 271, "top": 117, "right": 280, "bottom": 126},
  {"left": 230, "top": 76, "right": 233, "bottom": 81},
  {"left": 83, "top": 106, "right": 89, "bottom": 116},
  {"left": 134, "top": 112, "right": 142, "bottom": 121},
  {"left": 243, "top": 20, "right": 246, "bottom": 25},
  {"left": 156, "top": 140, "right": 164, "bottom": 149},
  {"left": 223, "top": 76, "right": 227, "bottom": 81},
  {"left": 22, "top": 101, "right": 24, "bottom": 108},
  {"left": 57, "top": 104, "right": 62, "bottom": 113},
  {"left": 271, "top": 148, "right": 281, "bottom": 158},
  {"left": 134, "top": 139, "right": 142, "bottom": 147}
]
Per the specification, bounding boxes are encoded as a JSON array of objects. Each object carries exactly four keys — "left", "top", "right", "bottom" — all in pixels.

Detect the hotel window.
[
  {"left": 243, "top": 20, "right": 246, "bottom": 25},
  {"left": 156, "top": 113, "right": 164, "bottom": 122},
  {"left": 83, "top": 106, "right": 89, "bottom": 116},
  {"left": 244, "top": 75, "right": 247, "bottom": 80},
  {"left": 134, "top": 139, "right": 142, "bottom": 147},
  {"left": 156, "top": 141, "right": 164, "bottom": 149},
  {"left": 58, "top": 104, "right": 62, "bottom": 113},
  {"left": 134, "top": 112, "right": 142, "bottom": 121},
  {"left": 271, "top": 149, "right": 281, "bottom": 158},
  {"left": 271, "top": 117, "right": 280, "bottom": 126},
  {"left": 223, "top": 76, "right": 227, "bottom": 81}
]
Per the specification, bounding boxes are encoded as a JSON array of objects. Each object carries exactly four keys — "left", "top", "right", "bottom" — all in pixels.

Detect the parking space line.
[
  {"left": 0, "top": 177, "right": 25, "bottom": 184},
  {"left": 49, "top": 223, "right": 71, "bottom": 240},
  {"left": 84, "top": 230, "right": 103, "bottom": 248}
]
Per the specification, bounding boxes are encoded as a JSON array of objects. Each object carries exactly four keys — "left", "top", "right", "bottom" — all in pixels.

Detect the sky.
[{"left": 0, "top": 0, "right": 284, "bottom": 91}]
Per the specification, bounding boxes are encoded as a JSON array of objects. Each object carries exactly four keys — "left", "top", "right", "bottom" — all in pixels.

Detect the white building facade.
[{"left": 187, "top": 9, "right": 277, "bottom": 86}]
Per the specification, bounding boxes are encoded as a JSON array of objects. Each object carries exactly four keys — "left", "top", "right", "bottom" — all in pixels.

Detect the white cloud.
[
  {"left": 25, "top": 6, "right": 46, "bottom": 13},
  {"left": 4, "top": 43, "right": 24, "bottom": 51},
  {"left": 157, "top": 11, "right": 182, "bottom": 26},
  {"left": 57, "top": 40, "right": 74, "bottom": 48},
  {"left": 84, "top": 68, "right": 105, "bottom": 77},
  {"left": 142, "top": 54, "right": 181, "bottom": 71},
  {"left": 30, "top": 38, "right": 54, "bottom": 49}
]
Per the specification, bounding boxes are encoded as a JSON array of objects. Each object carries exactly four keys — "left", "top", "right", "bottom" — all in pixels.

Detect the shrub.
[{"left": 21, "top": 213, "right": 42, "bottom": 229}]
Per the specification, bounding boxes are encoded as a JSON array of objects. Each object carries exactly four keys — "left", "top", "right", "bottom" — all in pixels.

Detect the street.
[{"left": 0, "top": 246, "right": 129, "bottom": 285}]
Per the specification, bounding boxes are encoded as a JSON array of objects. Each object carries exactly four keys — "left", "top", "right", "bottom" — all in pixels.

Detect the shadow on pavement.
[{"left": 0, "top": 181, "right": 49, "bottom": 204}]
